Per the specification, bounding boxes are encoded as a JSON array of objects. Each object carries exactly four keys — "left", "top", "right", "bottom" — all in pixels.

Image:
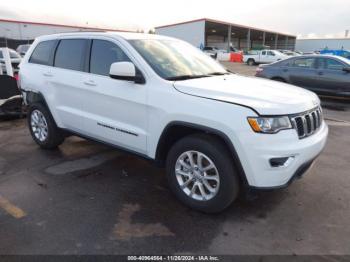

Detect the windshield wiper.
[
  {"left": 165, "top": 75, "right": 211, "bottom": 81},
  {"left": 208, "top": 72, "right": 231, "bottom": 76}
]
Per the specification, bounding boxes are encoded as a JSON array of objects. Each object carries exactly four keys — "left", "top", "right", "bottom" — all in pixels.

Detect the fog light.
[{"left": 270, "top": 156, "right": 295, "bottom": 167}]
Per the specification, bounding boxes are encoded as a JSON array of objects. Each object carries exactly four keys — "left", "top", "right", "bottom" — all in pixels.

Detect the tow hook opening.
[{"left": 270, "top": 156, "right": 295, "bottom": 168}]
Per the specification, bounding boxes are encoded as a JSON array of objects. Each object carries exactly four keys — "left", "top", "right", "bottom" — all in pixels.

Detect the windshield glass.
[{"left": 129, "top": 39, "right": 227, "bottom": 80}]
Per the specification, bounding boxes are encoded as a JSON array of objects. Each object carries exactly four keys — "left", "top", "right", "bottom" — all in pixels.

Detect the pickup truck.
[{"left": 243, "top": 50, "right": 288, "bottom": 66}]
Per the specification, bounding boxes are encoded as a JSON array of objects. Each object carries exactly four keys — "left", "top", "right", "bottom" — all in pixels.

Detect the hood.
[{"left": 173, "top": 74, "right": 320, "bottom": 115}]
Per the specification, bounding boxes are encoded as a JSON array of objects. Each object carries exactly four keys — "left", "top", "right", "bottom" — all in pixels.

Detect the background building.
[
  {"left": 155, "top": 18, "right": 296, "bottom": 51},
  {"left": 296, "top": 38, "right": 350, "bottom": 53},
  {"left": 0, "top": 19, "right": 129, "bottom": 49}
]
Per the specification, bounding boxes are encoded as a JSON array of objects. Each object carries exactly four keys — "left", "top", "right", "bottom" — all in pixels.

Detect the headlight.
[{"left": 247, "top": 116, "right": 292, "bottom": 134}]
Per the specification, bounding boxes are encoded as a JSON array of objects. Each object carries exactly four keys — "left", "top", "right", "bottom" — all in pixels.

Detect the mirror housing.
[
  {"left": 109, "top": 62, "right": 145, "bottom": 84},
  {"left": 342, "top": 67, "right": 350, "bottom": 73}
]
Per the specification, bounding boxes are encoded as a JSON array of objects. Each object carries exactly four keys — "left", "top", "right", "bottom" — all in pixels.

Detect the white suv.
[{"left": 19, "top": 32, "right": 328, "bottom": 213}]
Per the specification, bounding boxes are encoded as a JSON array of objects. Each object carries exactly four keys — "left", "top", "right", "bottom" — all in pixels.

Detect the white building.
[
  {"left": 155, "top": 18, "right": 296, "bottom": 51},
  {"left": 296, "top": 38, "right": 350, "bottom": 52},
  {"left": 0, "top": 18, "right": 130, "bottom": 48}
]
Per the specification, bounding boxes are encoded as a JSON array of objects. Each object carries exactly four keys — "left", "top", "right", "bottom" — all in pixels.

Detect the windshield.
[{"left": 129, "top": 39, "right": 228, "bottom": 80}]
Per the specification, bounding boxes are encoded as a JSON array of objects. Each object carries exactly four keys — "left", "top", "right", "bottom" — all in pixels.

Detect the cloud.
[{"left": 1, "top": 0, "right": 349, "bottom": 37}]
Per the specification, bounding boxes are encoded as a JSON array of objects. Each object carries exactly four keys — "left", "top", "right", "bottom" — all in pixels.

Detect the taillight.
[{"left": 256, "top": 67, "right": 264, "bottom": 73}]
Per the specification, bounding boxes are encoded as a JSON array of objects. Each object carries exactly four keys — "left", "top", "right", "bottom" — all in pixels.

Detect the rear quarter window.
[{"left": 29, "top": 40, "right": 58, "bottom": 66}]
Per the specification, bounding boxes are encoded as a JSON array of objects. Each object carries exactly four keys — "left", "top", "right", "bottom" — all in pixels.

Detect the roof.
[
  {"left": 0, "top": 18, "right": 132, "bottom": 33},
  {"left": 297, "top": 38, "right": 350, "bottom": 41},
  {"left": 155, "top": 18, "right": 296, "bottom": 37},
  {"left": 35, "top": 31, "right": 175, "bottom": 41}
]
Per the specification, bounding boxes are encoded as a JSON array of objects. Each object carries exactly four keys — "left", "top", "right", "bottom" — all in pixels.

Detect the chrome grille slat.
[{"left": 291, "top": 107, "right": 323, "bottom": 139}]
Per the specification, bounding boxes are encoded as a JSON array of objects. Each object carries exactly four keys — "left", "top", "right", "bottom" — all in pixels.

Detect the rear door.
[
  {"left": 80, "top": 38, "right": 148, "bottom": 154},
  {"left": 49, "top": 38, "right": 90, "bottom": 132},
  {"left": 315, "top": 57, "right": 350, "bottom": 96},
  {"left": 287, "top": 57, "right": 317, "bottom": 90},
  {"left": 20, "top": 39, "right": 58, "bottom": 116},
  {"left": 265, "top": 51, "right": 277, "bottom": 63}
]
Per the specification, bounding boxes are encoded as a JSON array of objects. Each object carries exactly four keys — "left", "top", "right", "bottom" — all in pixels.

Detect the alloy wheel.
[{"left": 175, "top": 151, "right": 220, "bottom": 201}]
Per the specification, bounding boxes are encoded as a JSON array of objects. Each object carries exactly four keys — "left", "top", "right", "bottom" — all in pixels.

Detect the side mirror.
[
  {"left": 342, "top": 67, "right": 350, "bottom": 73},
  {"left": 109, "top": 62, "right": 145, "bottom": 84}
]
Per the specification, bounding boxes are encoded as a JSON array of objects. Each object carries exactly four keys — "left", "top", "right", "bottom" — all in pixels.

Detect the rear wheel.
[
  {"left": 28, "top": 103, "right": 65, "bottom": 149},
  {"left": 247, "top": 59, "right": 255, "bottom": 66},
  {"left": 166, "top": 134, "right": 240, "bottom": 213}
]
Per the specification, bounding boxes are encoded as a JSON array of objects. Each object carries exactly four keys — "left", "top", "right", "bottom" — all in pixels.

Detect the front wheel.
[
  {"left": 166, "top": 135, "right": 240, "bottom": 213},
  {"left": 247, "top": 59, "right": 255, "bottom": 66}
]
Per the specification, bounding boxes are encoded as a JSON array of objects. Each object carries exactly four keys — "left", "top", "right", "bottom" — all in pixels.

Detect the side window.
[
  {"left": 54, "top": 39, "right": 87, "bottom": 71},
  {"left": 279, "top": 59, "right": 291, "bottom": 67},
  {"left": 90, "top": 40, "right": 131, "bottom": 76},
  {"left": 267, "top": 51, "right": 274, "bottom": 56},
  {"left": 293, "top": 58, "right": 315, "bottom": 68},
  {"left": 0, "top": 51, "right": 3, "bottom": 59},
  {"left": 323, "top": 58, "right": 345, "bottom": 70},
  {"left": 29, "top": 40, "right": 57, "bottom": 66},
  {"left": 262, "top": 51, "right": 266, "bottom": 55}
]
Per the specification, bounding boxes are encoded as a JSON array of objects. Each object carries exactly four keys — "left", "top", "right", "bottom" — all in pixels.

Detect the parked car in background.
[
  {"left": 203, "top": 46, "right": 220, "bottom": 59},
  {"left": 256, "top": 55, "right": 350, "bottom": 98},
  {"left": 243, "top": 49, "right": 288, "bottom": 65},
  {"left": 319, "top": 49, "right": 350, "bottom": 60},
  {"left": 0, "top": 48, "right": 22, "bottom": 74},
  {"left": 0, "top": 75, "right": 23, "bottom": 117},
  {"left": 279, "top": 50, "right": 301, "bottom": 56},
  {"left": 16, "top": 44, "right": 32, "bottom": 57}
]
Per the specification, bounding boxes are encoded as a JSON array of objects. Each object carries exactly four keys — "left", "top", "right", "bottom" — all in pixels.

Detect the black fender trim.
[
  {"left": 21, "top": 90, "right": 48, "bottom": 107},
  {"left": 156, "top": 121, "right": 249, "bottom": 186}
]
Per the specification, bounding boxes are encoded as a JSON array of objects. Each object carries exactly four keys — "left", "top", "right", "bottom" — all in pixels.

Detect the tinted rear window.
[
  {"left": 29, "top": 40, "right": 57, "bottom": 66},
  {"left": 90, "top": 40, "right": 130, "bottom": 76},
  {"left": 54, "top": 39, "right": 87, "bottom": 71}
]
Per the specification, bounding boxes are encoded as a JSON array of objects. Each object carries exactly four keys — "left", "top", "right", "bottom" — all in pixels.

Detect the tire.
[
  {"left": 166, "top": 134, "right": 240, "bottom": 213},
  {"left": 27, "top": 103, "right": 65, "bottom": 149},
  {"left": 272, "top": 77, "right": 286, "bottom": 83},
  {"left": 247, "top": 59, "right": 255, "bottom": 66}
]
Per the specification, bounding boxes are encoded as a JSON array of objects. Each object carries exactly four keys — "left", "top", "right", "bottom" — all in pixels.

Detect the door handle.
[
  {"left": 318, "top": 71, "right": 324, "bottom": 76},
  {"left": 83, "top": 80, "right": 97, "bottom": 86},
  {"left": 283, "top": 69, "right": 288, "bottom": 72},
  {"left": 43, "top": 72, "right": 53, "bottom": 77}
]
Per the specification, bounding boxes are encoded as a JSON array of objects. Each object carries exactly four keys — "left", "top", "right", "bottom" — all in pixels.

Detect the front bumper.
[{"left": 237, "top": 121, "right": 328, "bottom": 188}]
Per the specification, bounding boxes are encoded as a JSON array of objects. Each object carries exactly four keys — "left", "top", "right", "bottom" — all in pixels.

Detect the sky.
[{"left": 0, "top": 0, "right": 349, "bottom": 38}]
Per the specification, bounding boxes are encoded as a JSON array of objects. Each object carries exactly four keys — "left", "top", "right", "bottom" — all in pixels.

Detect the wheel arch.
[
  {"left": 23, "top": 90, "right": 48, "bottom": 107},
  {"left": 155, "top": 121, "right": 249, "bottom": 186},
  {"left": 271, "top": 76, "right": 287, "bottom": 83},
  {"left": 23, "top": 90, "right": 60, "bottom": 127}
]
